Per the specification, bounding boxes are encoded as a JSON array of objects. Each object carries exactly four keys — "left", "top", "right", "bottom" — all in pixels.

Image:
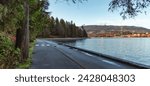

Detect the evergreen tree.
[
  {"left": 81, "top": 26, "right": 88, "bottom": 37},
  {"left": 55, "top": 17, "right": 60, "bottom": 36},
  {"left": 49, "top": 16, "right": 55, "bottom": 36},
  {"left": 60, "top": 19, "right": 66, "bottom": 37}
]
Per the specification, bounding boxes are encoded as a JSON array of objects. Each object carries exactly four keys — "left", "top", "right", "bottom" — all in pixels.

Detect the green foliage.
[
  {"left": 17, "top": 41, "right": 35, "bottom": 69},
  {"left": 17, "top": 57, "right": 31, "bottom": 69},
  {"left": 0, "top": 33, "right": 20, "bottom": 68},
  {"left": 109, "top": 0, "right": 150, "bottom": 19},
  {"left": 0, "top": 4, "right": 7, "bottom": 20},
  {"left": 0, "top": 0, "right": 24, "bottom": 35},
  {"left": 29, "top": 0, "right": 51, "bottom": 41}
]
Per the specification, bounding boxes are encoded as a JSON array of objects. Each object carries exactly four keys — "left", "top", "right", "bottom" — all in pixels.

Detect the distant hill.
[
  {"left": 83, "top": 25, "right": 150, "bottom": 37},
  {"left": 84, "top": 25, "right": 150, "bottom": 33}
]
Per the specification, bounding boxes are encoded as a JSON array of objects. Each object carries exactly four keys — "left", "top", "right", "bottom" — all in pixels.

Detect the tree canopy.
[
  {"left": 63, "top": 0, "right": 87, "bottom": 3},
  {"left": 109, "top": 0, "right": 150, "bottom": 19}
]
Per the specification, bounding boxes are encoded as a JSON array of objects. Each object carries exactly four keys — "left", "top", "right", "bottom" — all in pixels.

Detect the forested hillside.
[
  {"left": 0, "top": 0, "right": 87, "bottom": 68},
  {"left": 84, "top": 25, "right": 150, "bottom": 37},
  {"left": 84, "top": 25, "right": 150, "bottom": 33}
]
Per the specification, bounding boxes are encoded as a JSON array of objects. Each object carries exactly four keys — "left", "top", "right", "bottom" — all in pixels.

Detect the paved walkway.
[
  {"left": 31, "top": 39, "right": 140, "bottom": 69},
  {"left": 31, "top": 40, "right": 82, "bottom": 69}
]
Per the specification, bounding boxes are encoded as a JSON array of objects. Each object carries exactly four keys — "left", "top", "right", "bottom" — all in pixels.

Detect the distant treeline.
[{"left": 38, "top": 17, "right": 88, "bottom": 38}]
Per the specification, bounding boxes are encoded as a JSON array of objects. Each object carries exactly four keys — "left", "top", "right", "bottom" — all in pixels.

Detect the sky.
[{"left": 48, "top": 0, "right": 150, "bottom": 29}]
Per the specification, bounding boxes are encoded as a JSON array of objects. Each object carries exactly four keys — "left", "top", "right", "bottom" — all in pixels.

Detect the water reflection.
[{"left": 63, "top": 38, "right": 150, "bottom": 66}]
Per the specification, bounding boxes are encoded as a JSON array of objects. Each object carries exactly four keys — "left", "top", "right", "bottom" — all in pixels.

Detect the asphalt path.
[{"left": 31, "top": 39, "right": 139, "bottom": 69}]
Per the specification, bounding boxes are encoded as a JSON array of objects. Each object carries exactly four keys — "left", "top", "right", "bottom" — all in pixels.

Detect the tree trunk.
[
  {"left": 21, "top": 0, "right": 29, "bottom": 61},
  {"left": 15, "top": 28, "right": 23, "bottom": 49}
]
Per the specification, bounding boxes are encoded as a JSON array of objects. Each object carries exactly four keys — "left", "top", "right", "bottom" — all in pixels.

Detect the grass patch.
[
  {"left": 16, "top": 41, "right": 35, "bottom": 69},
  {"left": 17, "top": 57, "right": 32, "bottom": 69}
]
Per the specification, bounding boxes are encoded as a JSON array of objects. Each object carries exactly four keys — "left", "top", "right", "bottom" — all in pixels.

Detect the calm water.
[{"left": 64, "top": 38, "right": 150, "bottom": 66}]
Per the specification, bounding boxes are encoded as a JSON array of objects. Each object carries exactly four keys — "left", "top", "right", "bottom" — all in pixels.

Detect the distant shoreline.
[
  {"left": 88, "top": 37, "right": 150, "bottom": 38},
  {"left": 44, "top": 38, "right": 87, "bottom": 42},
  {"left": 39, "top": 37, "right": 150, "bottom": 41},
  {"left": 37, "top": 37, "right": 150, "bottom": 42}
]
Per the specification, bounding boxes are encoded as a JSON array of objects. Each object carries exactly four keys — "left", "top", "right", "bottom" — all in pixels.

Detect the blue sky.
[{"left": 48, "top": 0, "right": 150, "bottom": 29}]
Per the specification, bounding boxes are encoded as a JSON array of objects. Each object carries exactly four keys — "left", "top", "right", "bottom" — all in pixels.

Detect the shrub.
[{"left": 0, "top": 33, "right": 20, "bottom": 68}]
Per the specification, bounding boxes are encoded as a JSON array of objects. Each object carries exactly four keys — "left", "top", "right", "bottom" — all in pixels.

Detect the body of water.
[{"left": 64, "top": 38, "right": 150, "bottom": 66}]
